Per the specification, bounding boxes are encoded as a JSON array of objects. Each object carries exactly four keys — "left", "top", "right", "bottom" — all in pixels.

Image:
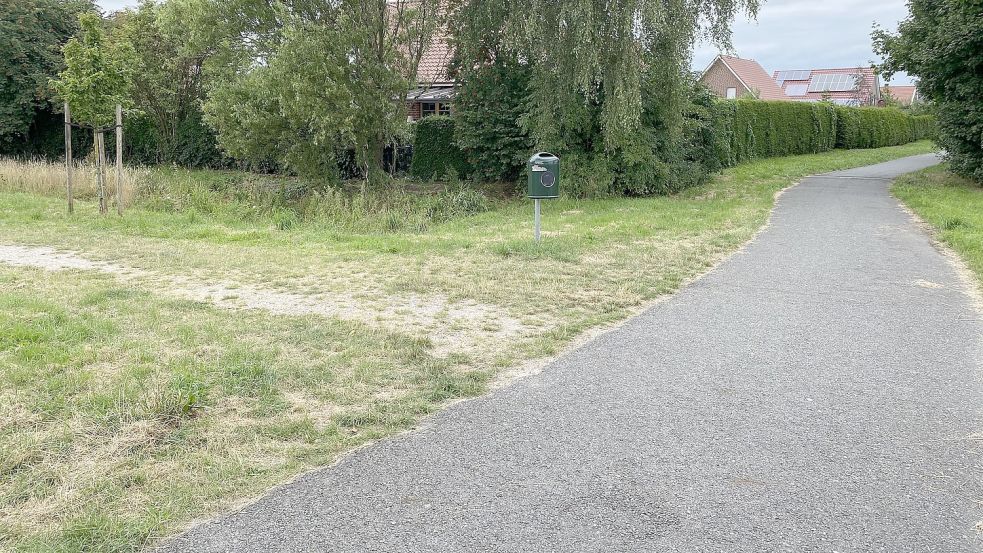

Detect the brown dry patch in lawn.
[{"left": 0, "top": 244, "right": 530, "bottom": 358}]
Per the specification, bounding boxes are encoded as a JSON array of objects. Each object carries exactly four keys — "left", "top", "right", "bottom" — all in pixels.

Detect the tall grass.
[
  {"left": 0, "top": 158, "right": 144, "bottom": 206},
  {"left": 0, "top": 157, "right": 494, "bottom": 233}
]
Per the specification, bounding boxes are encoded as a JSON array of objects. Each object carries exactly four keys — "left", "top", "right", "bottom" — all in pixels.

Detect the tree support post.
[
  {"left": 96, "top": 131, "right": 106, "bottom": 214},
  {"left": 64, "top": 103, "right": 73, "bottom": 214},
  {"left": 115, "top": 104, "right": 123, "bottom": 215}
]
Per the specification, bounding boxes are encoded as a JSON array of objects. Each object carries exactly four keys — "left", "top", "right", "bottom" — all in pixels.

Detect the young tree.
[
  {"left": 874, "top": 0, "right": 983, "bottom": 182},
  {"left": 52, "top": 12, "right": 133, "bottom": 213},
  {"left": 52, "top": 13, "right": 133, "bottom": 129}
]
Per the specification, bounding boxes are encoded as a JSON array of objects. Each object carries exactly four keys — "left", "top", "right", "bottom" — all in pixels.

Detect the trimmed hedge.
[
  {"left": 410, "top": 116, "right": 470, "bottom": 180},
  {"left": 713, "top": 100, "right": 936, "bottom": 168},
  {"left": 409, "top": 100, "right": 935, "bottom": 189},
  {"left": 834, "top": 107, "right": 936, "bottom": 149},
  {"left": 714, "top": 100, "right": 837, "bottom": 165}
]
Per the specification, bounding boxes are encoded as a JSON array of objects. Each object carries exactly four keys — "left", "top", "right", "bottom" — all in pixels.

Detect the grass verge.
[
  {"left": 893, "top": 163, "right": 983, "bottom": 290},
  {"left": 0, "top": 140, "right": 937, "bottom": 551}
]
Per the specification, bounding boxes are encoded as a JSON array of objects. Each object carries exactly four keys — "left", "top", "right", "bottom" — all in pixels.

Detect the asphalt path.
[{"left": 159, "top": 153, "right": 982, "bottom": 552}]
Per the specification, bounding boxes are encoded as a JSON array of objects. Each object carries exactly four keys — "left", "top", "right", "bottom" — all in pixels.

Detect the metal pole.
[
  {"left": 534, "top": 198, "right": 541, "bottom": 243},
  {"left": 64, "top": 103, "right": 73, "bottom": 214},
  {"left": 115, "top": 104, "right": 123, "bottom": 216}
]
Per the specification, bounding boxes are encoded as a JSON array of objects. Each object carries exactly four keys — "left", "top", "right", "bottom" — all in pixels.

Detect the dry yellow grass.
[{"left": 0, "top": 158, "right": 143, "bottom": 206}]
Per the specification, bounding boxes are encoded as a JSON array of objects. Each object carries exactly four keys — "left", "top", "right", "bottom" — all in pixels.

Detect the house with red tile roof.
[
  {"left": 405, "top": 30, "right": 455, "bottom": 120},
  {"left": 882, "top": 85, "right": 919, "bottom": 106},
  {"left": 698, "top": 55, "right": 787, "bottom": 100},
  {"left": 773, "top": 67, "right": 881, "bottom": 106}
]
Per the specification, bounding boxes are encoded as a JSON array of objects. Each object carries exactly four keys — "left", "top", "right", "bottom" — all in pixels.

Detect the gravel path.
[{"left": 159, "top": 154, "right": 982, "bottom": 552}]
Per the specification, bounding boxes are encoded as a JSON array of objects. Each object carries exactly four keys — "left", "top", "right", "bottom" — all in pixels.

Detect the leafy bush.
[
  {"left": 874, "top": 0, "right": 983, "bottom": 182},
  {"left": 410, "top": 116, "right": 470, "bottom": 180},
  {"left": 453, "top": 61, "right": 533, "bottom": 182}
]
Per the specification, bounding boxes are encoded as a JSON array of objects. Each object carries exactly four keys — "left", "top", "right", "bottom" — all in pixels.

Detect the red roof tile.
[
  {"left": 883, "top": 85, "right": 918, "bottom": 105},
  {"left": 717, "top": 56, "right": 787, "bottom": 100},
  {"left": 416, "top": 33, "right": 453, "bottom": 86}
]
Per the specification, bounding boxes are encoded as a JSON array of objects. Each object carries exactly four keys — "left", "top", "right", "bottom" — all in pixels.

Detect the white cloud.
[{"left": 693, "top": 0, "right": 914, "bottom": 85}]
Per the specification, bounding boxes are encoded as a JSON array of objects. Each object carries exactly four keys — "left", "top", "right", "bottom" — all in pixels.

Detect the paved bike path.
[{"left": 160, "top": 154, "right": 982, "bottom": 552}]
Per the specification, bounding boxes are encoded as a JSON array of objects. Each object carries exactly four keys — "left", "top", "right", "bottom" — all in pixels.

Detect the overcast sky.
[
  {"left": 693, "top": 0, "right": 913, "bottom": 85},
  {"left": 96, "top": 0, "right": 913, "bottom": 85}
]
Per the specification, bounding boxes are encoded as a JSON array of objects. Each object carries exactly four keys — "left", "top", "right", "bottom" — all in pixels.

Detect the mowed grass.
[
  {"left": 0, "top": 140, "right": 936, "bottom": 552},
  {"left": 893, "top": 163, "right": 983, "bottom": 289}
]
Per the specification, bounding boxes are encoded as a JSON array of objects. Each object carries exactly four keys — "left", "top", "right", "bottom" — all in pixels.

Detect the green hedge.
[
  {"left": 713, "top": 100, "right": 837, "bottom": 166},
  {"left": 410, "top": 116, "right": 470, "bottom": 180},
  {"left": 410, "top": 100, "right": 934, "bottom": 187},
  {"left": 833, "top": 107, "right": 932, "bottom": 149},
  {"left": 713, "top": 100, "right": 936, "bottom": 168}
]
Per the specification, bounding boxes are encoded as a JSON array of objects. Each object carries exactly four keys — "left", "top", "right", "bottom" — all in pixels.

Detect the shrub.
[
  {"left": 453, "top": 61, "right": 533, "bottom": 182},
  {"left": 410, "top": 116, "right": 470, "bottom": 180}
]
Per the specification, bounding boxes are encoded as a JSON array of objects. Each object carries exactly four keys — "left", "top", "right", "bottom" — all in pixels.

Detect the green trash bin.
[{"left": 527, "top": 152, "right": 559, "bottom": 199}]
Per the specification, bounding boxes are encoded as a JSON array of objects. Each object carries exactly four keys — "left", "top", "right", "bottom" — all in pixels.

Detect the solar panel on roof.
[
  {"left": 775, "top": 70, "right": 811, "bottom": 85},
  {"left": 785, "top": 84, "right": 808, "bottom": 96},
  {"left": 808, "top": 73, "right": 859, "bottom": 92}
]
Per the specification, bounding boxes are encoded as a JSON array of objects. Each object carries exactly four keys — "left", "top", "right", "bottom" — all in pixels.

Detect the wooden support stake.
[
  {"left": 115, "top": 104, "right": 123, "bottom": 216},
  {"left": 64, "top": 103, "right": 73, "bottom": 214},
  {"left": 96, "top": 132, "right": 106, "bottom": 214}
]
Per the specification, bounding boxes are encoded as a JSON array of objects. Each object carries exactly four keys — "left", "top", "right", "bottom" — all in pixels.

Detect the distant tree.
[
  {"left": 451, "top": 0, "right": 758, "bottom": 155},
  {"left": 189, "top": 0, "right": 443, "bottom": 181},
  {"left": 0, "top": 0, "right": 94, "bottom": 147},
  {"left": 111, "top": 0, "right": 218, "bottom": 164},
  {"left": 874, "top": 0, "right": 983, "bottom": 182},
  {"left": 879, "top": 86, "right": 902, "bottom": 108}
]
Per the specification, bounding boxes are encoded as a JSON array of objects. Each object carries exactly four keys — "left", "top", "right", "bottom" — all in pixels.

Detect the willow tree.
[{"left": 451, "top": 0, "right": 757, "bottom": 195}]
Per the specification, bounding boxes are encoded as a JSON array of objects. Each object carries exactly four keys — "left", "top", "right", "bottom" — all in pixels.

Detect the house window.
[
  {"left": 726, "top": 87, "right": 737, "bottom": 99},
  {"left": 419, "top": 102, "right": 451, "bottom": 118}
]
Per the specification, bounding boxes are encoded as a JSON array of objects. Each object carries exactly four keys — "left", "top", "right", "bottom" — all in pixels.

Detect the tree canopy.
[
  {"left": 0, "top": 0, "right": 93, "bottom": 143},
  {"left": 874, "top": 0, "right": 983, "bottom": 182},
  {"left": 187, "top": 0, "right": 443, "bottom": 180},
  {"left": 449, "top": 0, "right": 758, "bottom": 196}
]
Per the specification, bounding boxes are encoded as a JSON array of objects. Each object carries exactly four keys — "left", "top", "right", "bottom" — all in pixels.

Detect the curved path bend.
[{"left": 160, "top": 154, "right": 982, "bottom": 552}]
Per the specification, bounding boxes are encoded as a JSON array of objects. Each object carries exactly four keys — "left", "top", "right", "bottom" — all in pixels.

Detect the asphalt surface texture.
[{"left": 159, "top": 154, "right": 982, "bottom": 552}]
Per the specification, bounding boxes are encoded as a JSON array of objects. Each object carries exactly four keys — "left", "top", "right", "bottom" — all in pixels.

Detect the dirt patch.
[{"left": 0, "top": 244, "right": 529, "bottom": 357}]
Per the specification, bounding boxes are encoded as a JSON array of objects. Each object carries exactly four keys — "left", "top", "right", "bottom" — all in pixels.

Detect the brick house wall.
[{"left": 700, "top": 61, "right": 746, "bottom": 98}]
